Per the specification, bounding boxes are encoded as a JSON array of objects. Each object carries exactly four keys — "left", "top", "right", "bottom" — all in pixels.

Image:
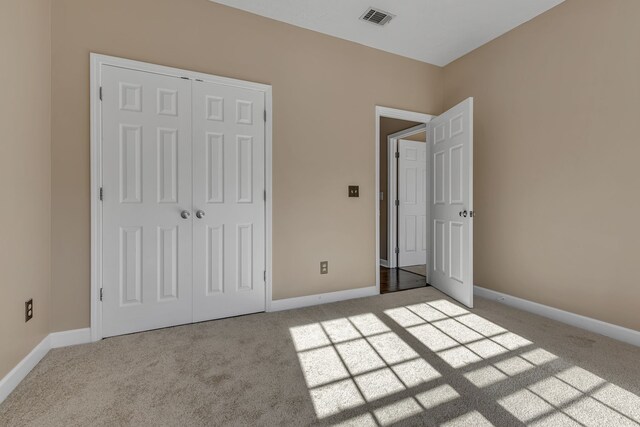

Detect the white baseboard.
[
  {"left": 380, "top": 259, "right": 389, "bottom": 268},
  {"left": 475, "top": 286, "right": 640, "bottom": 348},
  {"left": 0, "top": 336, "right": 50, "bottom": 403},
  {"left": 270, "top": 286, "right": 379, "bottom": 312},
  {"left": 50, "top": 328, "right": 92, "bottom": 349},
  {"left": 0, "top": 328, "right": 92, "bottom": 404}
]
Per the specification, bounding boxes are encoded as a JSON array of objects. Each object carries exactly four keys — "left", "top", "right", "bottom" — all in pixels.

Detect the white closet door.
[
  {"left": 192, "top": 80, "right": 266, "bottom": 322},
  {"left": 429, "top": 98, "right": 474, "bottom": 308},
  {"left": 398, "top": 139, "right": 428, "bottom": 268},
  {"left": 102, "top": 65, "right": 193, "bottom": 337}
]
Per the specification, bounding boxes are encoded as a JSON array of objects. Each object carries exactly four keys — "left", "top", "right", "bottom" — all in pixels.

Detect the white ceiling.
[{"left": 209, "top": 0, "right": 564, "bottom": 66}]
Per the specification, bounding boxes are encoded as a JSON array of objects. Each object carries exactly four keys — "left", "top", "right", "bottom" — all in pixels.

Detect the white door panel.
[
  {"left": 398, "top": 140, "right": 428, "bottom": 268},
  {"left": 429, "top": 98, "right": 474, "bottom": 308},
  {"left": 192, "top": 80, "right": 266, "bottom": 322},
  {"left": 101, "top": 64, "right": 267, "bottom": 337},
  {"left": 102, "top": 65, "right": 193, "bottom": 337}
]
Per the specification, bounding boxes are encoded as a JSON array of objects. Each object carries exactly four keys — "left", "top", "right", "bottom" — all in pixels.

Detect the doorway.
[
  {"left": 376, "top": 110, "right": 431, "bottom": 294},
  {"left": 375, "top": 101, "right": 474, "bottom": 305}
]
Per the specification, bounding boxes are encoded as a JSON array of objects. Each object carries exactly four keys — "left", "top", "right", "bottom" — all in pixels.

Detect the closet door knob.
[
  {"left": 196, "top": 210, "right": 205, "bottom": 219},
  {"left": 180, "top": 210, "right": 191, "bottom": 219}
]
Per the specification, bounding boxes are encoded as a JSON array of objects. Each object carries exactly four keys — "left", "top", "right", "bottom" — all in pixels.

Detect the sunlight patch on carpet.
[{"left": 290, "top": 299, "right": 640, "bottom": 425}]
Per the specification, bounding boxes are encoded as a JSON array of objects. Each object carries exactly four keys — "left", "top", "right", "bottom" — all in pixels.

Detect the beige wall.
[
  {"left": 51, "top": 0, "right": 444, "bottom": 331},
  {"left": 445, "top": 0, "right": 640, "bottom": 331},
  {"left": 379, "top": 118, "right": 423, "bottom": 261},
  {"left": 0, "top": 0, "right": 51, "bottom": 378},
  {"left": 404, "top": 131, "right": 426, "bottom": 142}
]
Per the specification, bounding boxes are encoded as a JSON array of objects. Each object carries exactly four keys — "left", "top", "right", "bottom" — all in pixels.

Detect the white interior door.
[
  {"left": 102, "top": 65, "right": 193, "bottom": 337},
  {"left": 429, "top": 98, "right": 474, "bottom": 307},
  {"left": 191, "top": 80, "right": 266, "bottom": 322},
  {"left": 398, "top": 139, "right": 428, "bottom": 268}
]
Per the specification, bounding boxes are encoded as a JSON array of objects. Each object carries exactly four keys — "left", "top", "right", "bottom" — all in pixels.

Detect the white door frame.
[
  {"left": 387, "top": 124, "right": 427, "bottom": 269},
  {"left": 375, "top": 107, "right": 433, "bottom": 294},
  {"left": 90, "top": 53, "right": 273, "bottom": 341}
]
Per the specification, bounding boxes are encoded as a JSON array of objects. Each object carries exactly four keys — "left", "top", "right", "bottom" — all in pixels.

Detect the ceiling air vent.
[{"left": 360, "top": 7, "right": 395, "bottom": 26}]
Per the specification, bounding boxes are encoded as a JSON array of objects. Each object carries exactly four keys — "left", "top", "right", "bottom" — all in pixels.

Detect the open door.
[{"left": 428, "top": 98, "right": 474, "bottom": 307}]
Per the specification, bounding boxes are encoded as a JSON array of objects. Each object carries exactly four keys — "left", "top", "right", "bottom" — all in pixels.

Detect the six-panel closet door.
[
  {"left": 191, "top": 80, "right": 266, "bottom": 322},
  {"left": 101, "top": 65, "right": 194, "bottom": 337},
  {"left": 101, "top": 64, "right": 266, "bottom": 337}
]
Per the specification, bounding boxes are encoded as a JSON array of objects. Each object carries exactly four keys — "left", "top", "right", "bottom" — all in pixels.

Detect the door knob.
[
  {"left": 459, "top": 210, "right": 468, "bottom": 218},
  {"left": 180, "top": 210, "right": 191, "bottom": 219},
  {"left": 196, "top": 210, "right": 205, "bottom": 219}
]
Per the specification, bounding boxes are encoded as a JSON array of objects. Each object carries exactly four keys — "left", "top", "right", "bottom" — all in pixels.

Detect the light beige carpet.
[{"left": 1, "top": 287, "right": 639, "bottom": 426}]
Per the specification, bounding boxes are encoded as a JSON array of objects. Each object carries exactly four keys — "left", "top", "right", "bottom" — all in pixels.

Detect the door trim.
[
  {"left": 375, "top": 107, "right": 433, "bottom": 294},
  {"left": 387, "top": 124, "right": 426, "bottom": 269},
  {"left": 90, "top": 53, "right": 273, "bottom": 341}
]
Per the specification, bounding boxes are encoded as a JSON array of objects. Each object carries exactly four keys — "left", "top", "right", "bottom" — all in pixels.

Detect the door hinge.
[
  {"left": 264, "top": 190, "right": 266, "bottom": 201},
  {"left": 264, "top": 270, "right": 266, "bottom": 282},
  {"left": 99, "top": 288, "right": 103, "bottom": 301},
  {"left": 395, "top": 247, "right": 399, "bottom": 254},
  {"left": 395, "top": 152, "right": 399, "bottom": 159},
  {"left": 99, "top": 86, "right": 103, "bottom": 101},
  {"left": 264, "top": 110, "right": 267, "bottom": 122},
  {"left": 395, "top": 200, "right": 399, "bottom": 207},
  {"left": 99, "top": 187, "right": 103, "bottom": 201}
]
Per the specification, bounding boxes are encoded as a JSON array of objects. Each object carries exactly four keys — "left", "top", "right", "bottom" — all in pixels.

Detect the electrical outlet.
[
  {"left": 348, "top": 186, "right": 359, "bottom": 198},
  {"left": 320, "top": 261, "right": 329, "bottom": 275},
  {"left": 25, "top": 299, "right": 33, "bottom": 322}
]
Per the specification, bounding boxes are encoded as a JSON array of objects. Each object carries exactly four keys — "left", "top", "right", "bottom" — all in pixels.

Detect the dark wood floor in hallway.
[{"left": 380, "top": 267, "right": 428, "bottom": 294}]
